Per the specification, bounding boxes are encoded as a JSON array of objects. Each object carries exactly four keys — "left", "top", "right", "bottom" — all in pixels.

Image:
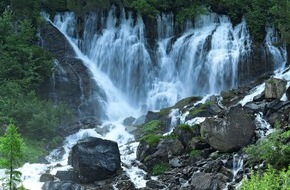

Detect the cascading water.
[{"left": 59, "top": 8, "right": 255, "bottom": 112}]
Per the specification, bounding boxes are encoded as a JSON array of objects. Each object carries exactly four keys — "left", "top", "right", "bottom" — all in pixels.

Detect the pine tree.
[{"left": 0, "top": 122, "right": 24, "bottom": 190}]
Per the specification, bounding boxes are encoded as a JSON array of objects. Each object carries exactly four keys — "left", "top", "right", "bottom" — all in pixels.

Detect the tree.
[{"left": 0, "top": 122, "right": 24, "bottom": 190}]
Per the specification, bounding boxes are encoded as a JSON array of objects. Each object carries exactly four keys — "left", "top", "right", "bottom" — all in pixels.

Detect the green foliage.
[
  {"left": 131, "top": 0, "right": 159, "bottom": 18},
  {"left": 0, "top": 122, "right": 24, "bottom": 189},
  {"left": 190, "top": 149, "right": 201, "bottom": 157},
  {"left": 0, "top": 11, "right": 53, "bottom": 92},
  {"left": 241, "top": 165, "right": 290, "bottom": 190},
  {"left": 274, "top": 120, "right": 281, "bottom": 129},
  {"left": 245, "top": 130, "right": 290, "bottom": 169},
  {"left": 176, "top": 4, "right": 209, "bottom": 26},
  {"left": 141, "top": 120, "right": 163, "bottom": 135},
  {"left": 152, "top": 162, "right": 170, "bottom": 176},
  {"left": 140, "top": 134, "right": 162, "bottom": 147},
  {"left": 176, "top": 124, "right": 193, "bottom": 132},
  {"left": 22, "top": 139, "right": 47, "bottom": 163}
]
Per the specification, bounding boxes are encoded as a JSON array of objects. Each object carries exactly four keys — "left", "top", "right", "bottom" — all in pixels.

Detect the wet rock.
[
  {"left": 201, "top": 106, "right": 255, "bottom": 152},
  {"left": 202, "top": 160, "right": 223, "bottom": 173},
  {"left": 71, "top": 137, "right": 121, "bottom": 183},
  {"left": 265, "top": 77, "right": 287, "bottom": 100},
  {"left": 40, "top": 173, "right": 54, "bottom": 182},
  {"left": 55, "top": 170, "right": 79, "bottom": 182},
  {"left": 39, "top": 22, "right": 106, "bottom": 120},
  {"left": 123, "top": 116, "right": 136, "bottom": 126},
  {"left": 42, "top": 181, "right": 82, "bottom": 190},
  {"left": 253, "top": 92, "right": 265, "bottom": 102},
  {"left": 146, "top": 180, "right": 167, "bottom": 189},
  {"left": 286, "top": 86, "right": 290, "bottom": 100},
  {"left": 115, "top": 180, "right": 136, "bottom": 190}
]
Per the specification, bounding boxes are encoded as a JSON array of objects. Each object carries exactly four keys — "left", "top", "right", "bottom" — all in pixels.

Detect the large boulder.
[
  {"left": 265, "top": 77, "right": 287, "bottom": 100},
  {"left": 200, "top": 106, "right": 255, "bottom": 152},
  {"left": 71, "top": 137, "right": 121, "bottom": 183}
]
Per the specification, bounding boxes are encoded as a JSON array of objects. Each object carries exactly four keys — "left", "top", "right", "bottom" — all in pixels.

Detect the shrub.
[
  {"left": 241, "top": 165, "right": 290, "bottom": 190},
  {"left": 245, "top": 130, "right": 290, "bottom": 169}
]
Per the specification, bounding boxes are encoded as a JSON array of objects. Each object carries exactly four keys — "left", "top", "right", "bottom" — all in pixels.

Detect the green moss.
[
  {"left": 152, "top": 162, "right": 170, "bottom": 176},
  {"left": 140, "top": 134, "right": 162, "bottom": 147},
  {"left": 174, "top": 96, "right": 201, "bottom": 108},
  {"left": 164, "top": 132, "right": 178, "bottom": 139},
  {"left": 176, "top": 124, "right": 193, "bottom": 132},
  {"left": 141, "top": 120, "right": 162, "bottom": 135},
  {"left": 190, "top": 149, "right": 201, "bottom": 157},
  {"left": 159, "top": 107, "right": 171, "bottom": 116}
]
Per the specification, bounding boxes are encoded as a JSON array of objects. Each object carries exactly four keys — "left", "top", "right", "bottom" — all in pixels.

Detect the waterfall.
[{"left": 52, "top": 9, "right": 261, "bottom": 113}]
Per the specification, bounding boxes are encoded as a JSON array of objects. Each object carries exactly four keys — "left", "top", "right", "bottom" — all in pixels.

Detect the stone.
[
  {"left": 265, "top": 77, "right": 287, "bottom": 100},
  {"left": 190, "top": 172, "right": 226, "bottom": 190},
  {"left": 286, "top": 86, "right": 290, "bottom": 100},
  {"left": 55, "top": 170, "right": 79, "bottom": 182},
  {"left": 71, "top": 137, "right": 121, "bottom": 183},
  {"left": 39, "top": 173, "right": 54, "bottom": 182},
  {"left": 42, "top": 181, "right": 82, "bottom": 190},
  {"left": 123, "top": 116, "right": 136, "bottom": 126},
  {"left": 39, "top": 22, "right": 107, "bottom": 120},
  {"left": 200, "top": 106, "right": 255, "bottom": 152}
]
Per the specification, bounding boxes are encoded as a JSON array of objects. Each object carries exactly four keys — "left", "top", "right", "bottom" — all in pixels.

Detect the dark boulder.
[
  {"left": 201, "top": 106, "right": 255, "bottom": 152},
  {"left": 71, "top": 137, "right": 121, "bottom": 183},
  {"left": 40, "top": 173, "right": 54, "bottom": 182},
  {"left": 55, "top": 170, "right": 79, "bottom": 182}
]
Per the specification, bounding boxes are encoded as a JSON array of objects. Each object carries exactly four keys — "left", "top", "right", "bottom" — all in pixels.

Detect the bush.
[
  {"left": 241, "top": 165, "right": 290, "bottom": 190},
  {"left": 245, "top": 130, "right": 290, "bottom": 169}
]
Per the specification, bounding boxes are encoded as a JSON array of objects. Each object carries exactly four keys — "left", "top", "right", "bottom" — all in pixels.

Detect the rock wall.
[{"left": 39, "top": 21, "right": 107, "bottom": 120}]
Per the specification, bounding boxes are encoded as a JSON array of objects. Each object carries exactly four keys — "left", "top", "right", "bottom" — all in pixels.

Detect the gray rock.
[
  {"left": 201, "top": 107, "right": 255, "bottom": 152},
  {"left": 71, "top": 137, "right": 121, "bottom": 183},
  {"left": 40, "top": 173, "right": 54, "bottom": 182},
  {"left": 265, "top": 77, "right": 287, "bottom": 100},
  {"left": 42, "top": 181, "right": 82, "bottom": 190},
  {"left": 190, "top": 172, "right": 226, "bottom": 190},
  {"left": 123, "top": 116, "right": 136, "bottom": 126},
  {"left": 55, "top": 170, "right": 79, "bottom": 182}
]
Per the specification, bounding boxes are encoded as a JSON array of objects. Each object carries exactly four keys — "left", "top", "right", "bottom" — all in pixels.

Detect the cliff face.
[{"left": 39, "top": 21, "right": 107, "bottom": 120}]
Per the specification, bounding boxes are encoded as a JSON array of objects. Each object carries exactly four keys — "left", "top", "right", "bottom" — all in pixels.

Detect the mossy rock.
[
  {"left": 141, "top": 120, "right": 163, "bottom": 135},
  {"left": 176, "top": 124, "right": 193, "bottom": 132},
  {"left": 140, "top": 134, "right": 163, "bottom": 147}
]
